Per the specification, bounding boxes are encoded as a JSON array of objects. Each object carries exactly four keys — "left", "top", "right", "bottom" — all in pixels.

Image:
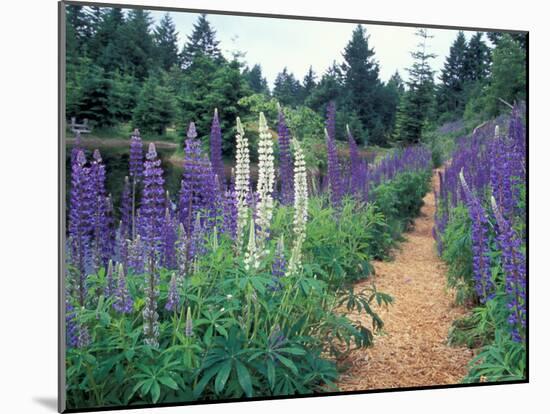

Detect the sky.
[{"left": 147, "top": 9, "right": 486, "bottom": 87}]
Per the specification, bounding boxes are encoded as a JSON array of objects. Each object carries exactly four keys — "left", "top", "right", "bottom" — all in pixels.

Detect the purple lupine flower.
[
  {"left": 188, "top": 213, "right": 206, "bottom": 262},
  {"left": 69, "top": 150, "right": 94, "bottom": 306},
  {"left": 129, "top": 129, "right": 144, "bottom": 240},
  {"left": 90, "top": 150, "right": 113, "bottom": 270},
  {"left": 161, "top": 207, "right": 177, "bottom": 269},
  {"left": 113, "top": 263, "right": 133, "bottom": 314},
  {"left": 129, "top": 129, "right": 144, "bottom": 182},
  {"left": 325, "top": 101, "right": 342, "bottom": 207},
  {"left": 65, "top": 300, "right": 79, "bottom": 348},
  {"left": 270, "top": 237, "right": 286, "bottom": 291},
  {"left": 185, "top": 306, "right": 193, "bottom": 337},
  {"left": 139, "top": 143, "right": 166, "bottom": 258},
  {"left": 459, "top": 171, "right": 494, "bottom": 303},
  {"left": 128, "top": 234, "right": 145, "bottom": 274},
  {"left": 491, "top": 196, "right": 526, "bottom": 342},
  {"left": 165, "top": 273, "right": 180, "bottom": 312},
  {"left": 277, "top": 107, "right": 294, "bottom": 205},
  {"left": 490, "top": 137, "right": 514, "bottom": 220},
  {"left": 179, "top": 122, "right": 216, "bottom": 232},
  {"left": 508, "top": 105, "right": 525, "bottom": 182},
  {"left": 120, "top": 176, "right": 132, "bottom": 240},
  {"left": 210, "top": 108, "right": 224, "bottom": 187},
  {"left": 104, "top": 260, "right": 115, "bottom": 298}
]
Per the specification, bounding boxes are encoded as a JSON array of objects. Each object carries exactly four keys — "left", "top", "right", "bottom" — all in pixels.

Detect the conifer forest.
[{"left": 63, "top": 4, "right": 527, "bottom": 410}]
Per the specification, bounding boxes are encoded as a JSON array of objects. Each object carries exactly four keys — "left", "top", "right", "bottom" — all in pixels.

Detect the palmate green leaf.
[
  {"left": 150, "top": 380, "right": 161, "bottom": 403},
  {"left": 235, "top": 360, "right": 253, "bottom": 397},
  {"left": 278, "top": 347, "right": 306, "bottom": 356},
  {"left": 266, "top": 359, "right": 276, "bottom": 390},
  {"left": 214, "top": 360, "right": 233, "bottom": 394},
  {"left": 193, "top": 365, "right": 219, "bottom": 398},
  {"left": 158, "top": 376, "right": 179, "bottom": 390},
  {"left": 275, "top": 354, "right": 298, "bottom": 375}
]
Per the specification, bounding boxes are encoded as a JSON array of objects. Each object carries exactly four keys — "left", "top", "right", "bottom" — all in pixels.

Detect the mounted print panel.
[{"left": 59, "top": 1, "right": 527, "bottom": 412}]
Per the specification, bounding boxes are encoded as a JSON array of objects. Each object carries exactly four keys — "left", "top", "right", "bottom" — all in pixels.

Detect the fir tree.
[
  {"left": 273, "top": 67, "right": 302, "bottom": 107},
  {"left": 437, "top": 31, "right": 468, "bottom": 116},
  {"left": 133, "top": 75, "right": 176, "bottom": 135},
  {"left": 394, "top": 29, "right": 436, "bottom": 145},
  {"left": 120, "top": 9, "right": 155, "bottom": 80},
  {"left": 341, "top": 25, "right": 385, "bottom": 144},
  {"left": 243, "top": 64, "right": 269, "bottom": 94},
  {"left": 464, "top": 32, "right": 491, "bottom": 82},
  {"left": 301, "top": 66, "right": 317, "bottom": 104},
  {"left": 154, "top": 13, "right": 181, "bottom": 70},
  {"left": 180, "top": 14, "right": 224, "bottom": 69}
]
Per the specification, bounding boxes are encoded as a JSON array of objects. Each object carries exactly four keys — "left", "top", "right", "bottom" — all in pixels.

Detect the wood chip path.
[{"left": 337, "top": 171, "right": 474, "bottom": 391}]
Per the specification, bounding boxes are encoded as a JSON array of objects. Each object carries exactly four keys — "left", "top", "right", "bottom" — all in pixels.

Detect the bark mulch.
[{"left": 337, "top": 172, "right": 474, "bottom": 391}]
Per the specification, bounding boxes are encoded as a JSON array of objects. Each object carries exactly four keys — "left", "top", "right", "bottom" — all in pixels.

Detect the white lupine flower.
[
  {"left": 255, "top": 112, "right": 275, "bottom": 257},
  {"left": 244, "top": 217, "right": 260, "bottom": 271},
  {"left": 287, "top": 138, "right": 308, "bottom": 276},
  {"left": 234, "top": 117, "right": 250, "bottom": 249}
]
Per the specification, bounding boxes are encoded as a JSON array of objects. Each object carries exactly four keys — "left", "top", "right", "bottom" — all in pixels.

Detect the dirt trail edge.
[{"left": 337, "top": 171, "right": 474, "bottom": 391}]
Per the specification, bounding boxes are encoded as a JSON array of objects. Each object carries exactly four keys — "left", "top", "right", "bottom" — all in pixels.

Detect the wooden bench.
[{"left": 69, "top": 117, "right": 92, "bottom": 134}]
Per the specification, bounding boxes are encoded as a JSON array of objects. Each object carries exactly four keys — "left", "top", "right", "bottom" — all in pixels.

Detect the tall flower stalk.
[
  {"left": 113, "top": 263, "right": 133, "bottom": 314},
  {"left": 277, "top": 104, "right": 294, "bottom": 205},
  {"left": 234, "top": 117, "right": 250, "bottom": 249},
  {"left": 129, "top": 129, "right": 144, "bottom": 240},
  {"left": 69, "top": 150, "right": 94, "bottom": 306},
  {"left": 139, "top": 143, "right": 166, "bottom": 256},
  {"left": 255, "top": 112, "right": 275, "bottom": 256},
  {"left": 210, "top": 108, "right": 224, "bottom": 187},
  {"left": 287, "top": 138, "right": 308, "bottom": 276},
  {"left": 491, "top": 196, "right": 526, "bottom": 342},
  {"left": 459, "top": 170, "right": 494, "bottom": 302}
]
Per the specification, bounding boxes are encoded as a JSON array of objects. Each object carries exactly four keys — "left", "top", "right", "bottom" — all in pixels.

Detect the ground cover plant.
[
  {"left": 65, "top": 102, "right": 432, "bottom": 409},
  {"left": 433, "top": 105, "right": 526, "bottom": 382}
]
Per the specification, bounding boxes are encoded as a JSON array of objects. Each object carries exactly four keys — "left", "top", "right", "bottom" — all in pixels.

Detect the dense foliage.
[
  {"left": 65, "top": 102, "right": 432, "bottom": 409},
  {"left": 433, "top": 105, "right": 526, "bottom": 383}
]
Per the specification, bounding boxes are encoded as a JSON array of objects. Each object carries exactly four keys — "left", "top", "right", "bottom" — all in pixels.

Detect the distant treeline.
[{"left": 65, "top": 4, "right": 526, "bottom": 151}]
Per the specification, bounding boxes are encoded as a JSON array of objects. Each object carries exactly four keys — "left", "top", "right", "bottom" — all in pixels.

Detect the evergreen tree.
[
  {"left": 484, "top": 35, "right": 526, "bottom": 116},
  {"left": 154, "top": 13, "right": 181, "bottom": 70},
  {"left": 66, "top": 4, "right": 91, "bottom": 47},
  {"left": 394, "top": 29, "right": 436, "bottom": 145},
  {"left": 305, "top": 62, "right": 343, "bottom": 113},
  {"left": 119, "top": 9, "right": 155, "bottom": 80},
  {"left": 437, "top": 31, "right": 468, "bottom": 116},
  {"left": 70, "top": 57, "right": 114, "bottom": 126},
  {"left": 180, "top": 14, "right": 224, "bottom": 69},
  {"left": 487, "top": 32, "right": 527, "bottom": 51},
  {"left": 243, "top": 64, "right": 269, "bottom": 94},
  {"left": 300, "top": 66, "right": 317, "bottom": 104},
  {"left": 273, "top": 67, "right": 302, "bottom": 107},
  {"left": 110, "top": 71, "right": 139, "bottom": 123},
  {"left": 90, "top": 7, "right": 125, "bottom": 68},
  {"left": 341, "top": 25, "right": 385, "bottom": 144},
  {"left": 133, "top": 75, "right": 176, "bottom": 135},
  {"left": 464, "top": 32, "right": 491, "bottom": 82},
  {"left": 379, "top": 71, "right": 405, "bottom": 140}
]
